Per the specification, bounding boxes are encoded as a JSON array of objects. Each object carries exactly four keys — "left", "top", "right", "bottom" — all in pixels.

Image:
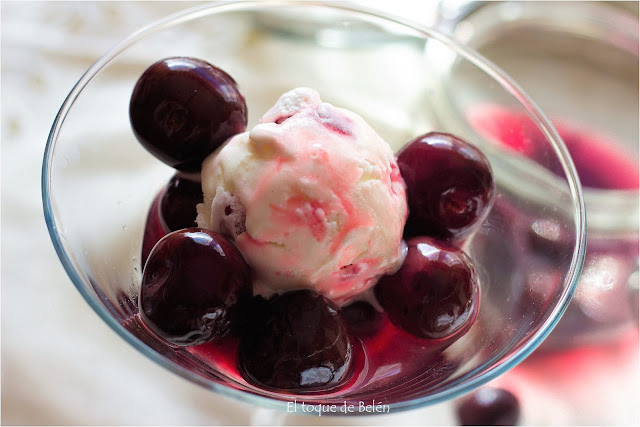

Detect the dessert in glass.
[{"left": 43, "top": 1, "right": 586, "bottom": 414}]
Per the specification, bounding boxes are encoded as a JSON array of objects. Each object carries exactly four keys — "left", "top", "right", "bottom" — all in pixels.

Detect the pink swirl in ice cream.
[{"left": 197, "top": 87, "right": 407, "bottom": 303}]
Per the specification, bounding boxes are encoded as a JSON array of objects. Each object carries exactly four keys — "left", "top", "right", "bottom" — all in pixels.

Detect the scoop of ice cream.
[{"left": 197, "top": 87, "right": 407, "bottom": 303}]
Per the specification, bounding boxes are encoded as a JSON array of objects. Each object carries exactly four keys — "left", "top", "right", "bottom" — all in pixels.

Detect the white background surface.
[{"left": 1, "top": 1, "right": 639, "bottom": 425}]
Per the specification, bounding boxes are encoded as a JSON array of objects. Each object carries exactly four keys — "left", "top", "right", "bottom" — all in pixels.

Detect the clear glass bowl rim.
[{"left": 42, "top": 0, "right": 587, "bottom": 415}]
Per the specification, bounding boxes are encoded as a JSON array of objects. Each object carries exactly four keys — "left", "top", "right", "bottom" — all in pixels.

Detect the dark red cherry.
[
  {"left": 456, "top": 387, "right": 521, "bottom": 426},
  {"left": 160, "top": 173, "right": 202, "bottom": 231},
  {"left": 342, "top": 300, "right": 384, "bottom": 338},
  {"left": 140, "top": 173, "right": 203, "bottom": 268},
  {"left": 130, "top": 57, "right": 247, "bottom": 172},
  {"left": 141, "top": 190, "right": 169, "bottom": 270},
  {"left": 397, "top": 132, "right": 495, "bottom": 242},
  {"left": 227, "top": 295, "right": 270, "bottom": 338},
  {"left": 238, "top": 290, "right": 354, "bottom": 392},
  {"left": 375, "top": 236, "right": 479, "bottom": 340},
  {"left": 139, "top": 228, "right": 251, "bottom": 346}
]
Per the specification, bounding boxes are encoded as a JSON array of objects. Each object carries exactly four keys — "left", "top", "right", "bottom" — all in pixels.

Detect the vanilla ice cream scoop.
[{"left": 197, "top": 87, "right": 407, "bottom": 303}]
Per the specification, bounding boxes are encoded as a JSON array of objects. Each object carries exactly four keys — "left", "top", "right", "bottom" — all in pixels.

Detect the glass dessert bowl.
[{"left": 42, "top": 1, "right": 586, "bottom": 414}]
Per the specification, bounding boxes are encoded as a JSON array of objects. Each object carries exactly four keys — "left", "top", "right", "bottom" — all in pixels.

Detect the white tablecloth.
[{"left": 2, "top": 2, "right": 638, "bottom": 425}]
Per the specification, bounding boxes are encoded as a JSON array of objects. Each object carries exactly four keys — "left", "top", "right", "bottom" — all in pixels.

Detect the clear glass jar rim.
[
  {"left": 440, "top": 0, "right": 639, "bottom": 47},
  {"left": 41, "top": 0, "right": 587, "bottom": 414}
]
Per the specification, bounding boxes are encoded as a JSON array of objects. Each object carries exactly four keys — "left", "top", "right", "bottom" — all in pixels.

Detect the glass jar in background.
[{"left": 435, "top": 0, "right": 639, "bottom": 349}]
